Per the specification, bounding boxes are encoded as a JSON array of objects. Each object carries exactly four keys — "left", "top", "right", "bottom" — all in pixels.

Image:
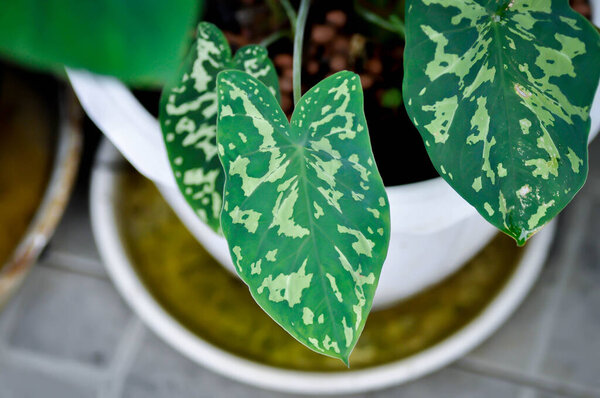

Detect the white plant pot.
[
  {"left": 90, "top": 140, "right": 557, "bottom": 394},
  {"left": 69, "top": 1, "right": 600, "bottom": 308}
]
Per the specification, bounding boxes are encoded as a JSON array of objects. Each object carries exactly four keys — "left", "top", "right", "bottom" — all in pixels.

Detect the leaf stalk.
[
  {"left": 281, "top": 0, "right": 298, "bottom": 30},
  {"left": 354, "top": 0, "right": 405, "bottom": 39},
  {"left": 260, "top": 29, "right": 291, "bottom": 48},
  {"left": 293, "top": 0, "right": 310, "bottom": 105}
]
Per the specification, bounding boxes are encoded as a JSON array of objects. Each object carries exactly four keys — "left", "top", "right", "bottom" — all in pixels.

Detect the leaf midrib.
[
  {"left": 231, "top": 143, "right": 365, "bottom": 357},
  {"left": 297, "top": 149, "right": 349, "bottom": 359},
  {"left": 487, "top": 19, "right": 535, "bottom": 234}
]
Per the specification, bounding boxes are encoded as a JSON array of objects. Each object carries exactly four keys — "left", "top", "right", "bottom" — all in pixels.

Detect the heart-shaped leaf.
[
  {"left": 216, "top": 70, "right": 390, "bottom": 363},
  {"left": 160, "top": 22, "right": 280, "bottom": 232},
  {"left": 403, "top": 0, "right": 600, "bottom": 244},
  {"left": 0, "top": 0, "right": 201, "bottom": 86}
]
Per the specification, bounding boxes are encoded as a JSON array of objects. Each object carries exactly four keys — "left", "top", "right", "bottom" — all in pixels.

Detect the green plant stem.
[
  {"left": 354, "top": 0, "right": 405, "bottom": 39},
  {"left": 293, "top": 0, "right": 310, "bottom": 105},
  {"left": 280, "top": 0, "right": 297, "bottom": 30},
  {"left": 260, "top": 30, "right": 291, "bottom": 48},
  {"left": 265, "top": 0, "right": 285, "bottom": 23}
]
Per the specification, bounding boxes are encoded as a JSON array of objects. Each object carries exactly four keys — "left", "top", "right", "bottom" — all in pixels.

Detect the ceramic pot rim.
[
  {"left": 0, "top": 90, "right": 82, "bottom": 304},
  {"left": 90, "top": 139, "right": 556, "bottom": 395}
]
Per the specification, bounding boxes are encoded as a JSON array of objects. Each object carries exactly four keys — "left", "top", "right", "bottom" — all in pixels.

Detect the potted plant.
[
  {"left": 2, "top": 0, "right": 600, "bottom": 388},
  {"left": 74, "top": 0, "right": 600, "bottom": 362}
]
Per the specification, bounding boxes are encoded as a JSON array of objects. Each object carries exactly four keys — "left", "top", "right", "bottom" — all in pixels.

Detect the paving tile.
[
  {"left": 524, "top": 392, "right": 562, "bottom": 398},
  {"left": 588, "top": 132, "right": 600, "bottom": 179},
  {"left": 371, "top": 366, "right": 523, "bottom": 398},
  {"left": 527, "top": 391, "right": 589, "bottom": 398},
  {"left": 121, "top": 330, "right": 309, "bottom": 398},
  {"left": 7, "top": 265, "right": 131, "bottom": 369},
  {"left": 463, "top": 257, "right": 558, "bottom": 371},
  {"left": 538, "top": 201, "right": 600, "bottom": 392},
  {"left": 464, "top": 200, "right": 586, "bottom": 374},
  {"left": 121, "top": 327, "right": 525, "bottom": 398},
  {"left": 0, "top": 359, "right": 95, "bottom": 398},
  {"left": 524, "top": 388, "right": 600, "bottom": 398},
  {"left": 46, "top": 184, "right": 106, "bottom": 277},
  {"left": 46, "top": 118, "right": 106, "bottom": 277}
]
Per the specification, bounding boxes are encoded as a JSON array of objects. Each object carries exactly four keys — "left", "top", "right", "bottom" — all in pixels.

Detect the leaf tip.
[
  {"left": 509, "top": 227, "right": 533, "bottom": 247},
  {"left": 340, "top": 354, "right": 351, "bottom": 368}
]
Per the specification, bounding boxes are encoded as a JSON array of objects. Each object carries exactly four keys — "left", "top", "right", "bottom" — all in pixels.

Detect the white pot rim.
[
  {"left": 68, "top": 65, "right": 478, "bottom": 232},
  {"left": 0, "top": 90, "right": 82, "bottom": 305},
  {"left": 91, "top": 139, "right": 556, "bottom": 395}
]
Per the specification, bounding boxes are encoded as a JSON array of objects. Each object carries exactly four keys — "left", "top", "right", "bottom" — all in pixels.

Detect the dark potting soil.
[
  {"left": 135, "top": 0, "right": 594, "bottom": 186},
  {"left": 571, "top": 0, "right": 593, "bottom": 19},
  {"left": 134, "top": 0, "right": 439, "bottom": 187}
]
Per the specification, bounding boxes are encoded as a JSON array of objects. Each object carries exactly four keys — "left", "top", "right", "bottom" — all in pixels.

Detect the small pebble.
[
  {"left": 571, "top": 0, "right": 591, "bottom": 18},
  {"left": 224, "top": 32, "right": 248, "bottom": 47},
  {"left": 281, "top": 95, "right": 293, "bottom": 115},
  {"left": 332, "top": 37, "right": 350, "bottom": 53},
  {"left": 307, "top": 60, "right": 320, "bottom": 75},
  {"left": 366, "top": 59, "right": 383, "bottom": 75},
  {"left": 326, "top": 10, "right": 347, "bottom": 28},
  {"left": 274, "top": 54, "right": 293, "bottom": 69},
  {"left": 360, "top": 74, "right": 375, "bottom": 89},
  {"left": 392, "top": 47, "right": 404, "bottom": 60},
  {"left": 573, "top": 3, "right": 591, "bottom": 18},
  {"left": 279, "top": 76, "right": 293, "bottom": 93},
  {"left": 312, "top": 25, "right": 336, "bottom": 44},
  {"left": 282, "top": 67, "right": 294, "bottom": 79},
  {"left": 330, "top": 55, "right": 347, "bottom": 71}
]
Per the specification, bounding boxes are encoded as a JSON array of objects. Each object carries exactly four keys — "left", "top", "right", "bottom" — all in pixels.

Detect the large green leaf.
[
  {"left": 160, "top": 22, "right": 280, "bottom": 232},
  {"left": 0, "top": 0, "right": 201, "bottom": 86},
  {"left": 216, "top": 70, "right": 390, "bottom": 363},
  {"left": 403, "top": 0, "right": 600, "bottom": 245}
]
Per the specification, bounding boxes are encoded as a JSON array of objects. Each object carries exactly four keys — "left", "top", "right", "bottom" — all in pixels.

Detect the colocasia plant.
[{"left": 158, "top": 0, "right": 600, "bottom": 364}]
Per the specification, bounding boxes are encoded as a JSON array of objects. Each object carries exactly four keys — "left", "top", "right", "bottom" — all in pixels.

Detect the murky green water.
[{"left": 117, "top": 169, "right": 522, "bottom": 371}]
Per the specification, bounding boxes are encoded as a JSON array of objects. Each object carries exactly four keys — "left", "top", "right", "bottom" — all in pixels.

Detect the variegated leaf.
[
  {"left": 216, "top": 70, "right": 390, "bottom": 363},
  {"left": 0, "top": 0, "right": 201, "bottom": 85},
  {"left": 403, "top": 0, "right": 600, "bottom": 244},
  {"left": 159, "top": 22, "right": 280, "bottom": 232}
]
